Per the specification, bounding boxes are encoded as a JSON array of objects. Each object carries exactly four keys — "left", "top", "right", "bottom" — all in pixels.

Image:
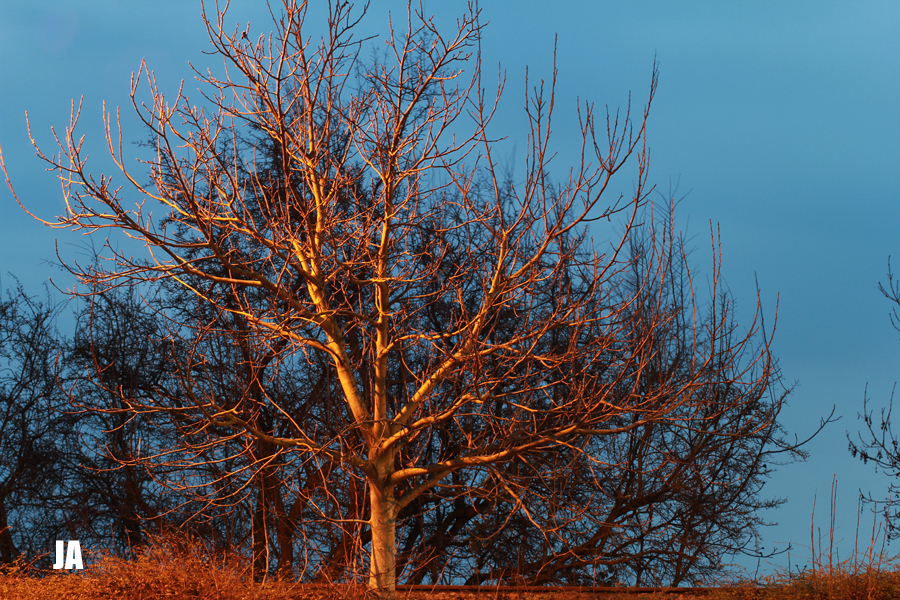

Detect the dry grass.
[
  {"left": 6, "top": 563, "right": 900, "bottom": 600},
  {"left": 6, "top": 547, "right": 900, "bottom": 600},
  {"left": 0, "top": 532, "right": 355, "bottom": 600}
]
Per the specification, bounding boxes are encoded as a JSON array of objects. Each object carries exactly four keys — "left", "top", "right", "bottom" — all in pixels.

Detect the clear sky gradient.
[{"left": 1, "top": 0, "right": 899, "bottom": 577}]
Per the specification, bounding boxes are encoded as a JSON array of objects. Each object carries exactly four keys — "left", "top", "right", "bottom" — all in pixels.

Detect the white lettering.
[
  {"left": 52, "top": 540, "right": 83, "bottom": 570},
  {"left": 52, "top": 540, "right": 65, "bottom": 569},
  {"left": 65, "top": 540, "right": 83, "bottom": 570}
]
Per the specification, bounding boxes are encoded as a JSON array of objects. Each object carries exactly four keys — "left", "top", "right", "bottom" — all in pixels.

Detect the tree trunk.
[
  {"left": 271, "top": 482, "right": 294, "bottom": 579},
  {"left": 122, "top": 465, "right": 146, "bottom": 554},
  {"left": 0, "top": 500, "right": 20, "bottom": 565},
  {"left": 252, "top": 486, "right": 268, "bottom": 581},
  {"left": 368, "top": 482, "right": 398, "bottom": 596}
]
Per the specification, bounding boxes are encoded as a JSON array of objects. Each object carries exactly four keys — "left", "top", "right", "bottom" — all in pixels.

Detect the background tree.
[
  {"left": 849, "top": 259, "right": 900, "bottom": 538},
  {"left": 0, "top": 280, "right": 71, "bottom": 566},
  {"left": 64, "top": 288, "right": 179, "bottom": 557},
  {"left": 3, "top": 1, "right": 792, "bottom": 593}
]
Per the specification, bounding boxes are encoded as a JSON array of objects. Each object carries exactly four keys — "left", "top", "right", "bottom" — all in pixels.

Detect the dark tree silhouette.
[
  {"left": 64, "top": 289, "right": 175, "bottom": 556},
  {"left": 0, "top": 281, "right": 71, "bottom": 565}
]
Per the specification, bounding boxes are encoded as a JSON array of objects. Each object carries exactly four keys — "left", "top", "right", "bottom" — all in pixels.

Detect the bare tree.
[
  {"left": 849, "top": 259, "right": 900, "bottom": 537},
  {"left": 2, "top": 1, "right": 785, "bottom": 593},
  {"left": 0, "top": 279, "right": 71, "bottom": 565},
  {"left": 64, "top": 288, "right": 177, "bottom": 556}
]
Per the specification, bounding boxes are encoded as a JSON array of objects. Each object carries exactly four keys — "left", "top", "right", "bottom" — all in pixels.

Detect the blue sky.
[{"left": 2, "top": 0, "right": 899, "bottom": 577}]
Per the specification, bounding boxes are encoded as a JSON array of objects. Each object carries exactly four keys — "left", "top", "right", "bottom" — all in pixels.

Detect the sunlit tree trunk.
[
  {"left": 368, "top": 488, "right": 397, "bottom": 594},
  {"left": 368, "top": 453, "right": 399, "bottom": 595}
]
